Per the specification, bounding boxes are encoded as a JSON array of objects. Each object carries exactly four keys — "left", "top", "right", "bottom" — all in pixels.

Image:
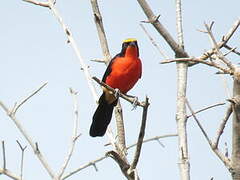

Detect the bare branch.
[
  {"left": 213, "top": 105, "right": 232, "bottom": 149},
  {"left": 175, "top": 0, "right": 184, "bottom": 49},
  {"left": 0, "top": 168, "right": 22, "bottom": 180},
  {"left": 196, "top": 19, "right": 240, "bottom": 62},
  {"left": 90, "top": 0, "right": 111, "bottom": 63},
  {"left": 161, "top": 57, "right": 233, "bottom": 75},
  {"left": 130, "top": 97, "right": 149, "bottom": 171},
  {"left": 127, "top": 133, "right": 177, "bottom": 150},
  {"left": 16, "top": 140, "right": 27, "bottom": 180},
  {"left": 139, "top": 23, "right": 169, "bottom": 59},
  {"left": 224, "top": 44, "right": 240, "bottom": 56},
  {"left": 23, "top": 0, "right": 49, "bottom": 7},
  {"left": 186, "top": 98, "right": 232, "bottom": 170},
  {"left": 187, "top": 102, "right": 226, "bottom": 118},
  {"left": 62, "top": 156, "right": 107, "bottom": 180},
  {"left": 115, "top": 102, "right": 127, "bottom": 158},
  {"left": 2, "top": 141, "right": 6, "bottom": 170},
  {"left": 92, "top": 76, "right": 145, "bottom": 107},
  {"left": 186, "top": 99, "right": 212, "bottom": 145},
  {"left": 62, "top": 133, "right": 174, "bottom": 179},
  {"left": 204, "top": 23, "right": 235, "bottom": 71},
  {"left": 11, "top": 82, "right": 48, "bottom": 115},
  {"left": 24, "top": 0, "right": 99, "bottom": 103},
  {"left": 0, "top": 101, "right": 55, "bottom": 178},
  {"left": 136, "top": 0, "right": 188, "bottom": 57},
  {"left": 57, "top": 88, "right": 81, "bottom": 179}
]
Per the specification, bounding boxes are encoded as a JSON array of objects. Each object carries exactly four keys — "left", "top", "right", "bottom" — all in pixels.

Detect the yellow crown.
[{"left": 123, "top": 38, "right": 137, "bottom": 43}]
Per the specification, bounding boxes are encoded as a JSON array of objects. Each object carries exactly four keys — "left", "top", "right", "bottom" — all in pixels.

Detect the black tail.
[{"left": 90, "top": 93, "right": 117, "bottom": 137}]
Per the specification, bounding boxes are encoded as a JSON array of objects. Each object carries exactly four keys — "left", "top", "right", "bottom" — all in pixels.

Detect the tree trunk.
[{"left": 232, "top": 77, "right": 240, "bottom": 180}]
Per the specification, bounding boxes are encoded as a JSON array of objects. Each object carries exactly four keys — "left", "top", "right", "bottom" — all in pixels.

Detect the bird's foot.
[
  {"left": 131, "top": 96, "right": 138, "bottom": 110},
  {"left": 114, "top": 88, "right": 121, "bottom": 99}
]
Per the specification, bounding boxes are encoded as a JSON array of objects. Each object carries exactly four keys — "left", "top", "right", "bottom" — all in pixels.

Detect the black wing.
[{"left": 102, "top": 54, "right": 120, "bottom": 82}]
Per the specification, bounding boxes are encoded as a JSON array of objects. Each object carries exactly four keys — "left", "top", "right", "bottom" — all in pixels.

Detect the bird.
[{"left": 90, "top": 38, "right": 142, "bottom": 137}]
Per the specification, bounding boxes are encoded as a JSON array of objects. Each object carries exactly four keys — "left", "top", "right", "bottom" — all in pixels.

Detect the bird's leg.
[
  {"left": 125, "top": 94, "right": 138, "bottom": 110},
  {"left": 114, "top": 88, "right": 121, "bottom": 99}
]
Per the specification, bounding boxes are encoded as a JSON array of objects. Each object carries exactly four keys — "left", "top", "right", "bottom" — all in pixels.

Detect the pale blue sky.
[{"left": 0, "top": 0, "right": 239, "bottom": 180}]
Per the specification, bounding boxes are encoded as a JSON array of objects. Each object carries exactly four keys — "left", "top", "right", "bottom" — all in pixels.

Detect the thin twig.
[
  {"left": 130, "top": 97, "right": 149, "bottom": 171},
  {"left": 57, "top": 88, "right": 81, "bottom": 179},
  {"left": 197, "top": 19, "right": 240, "bottom": 62},
  {"left": 213, "top": 105, "right": 232, "bottom": 149},
  {"left": 0, "top": 101, "right": 55, "bottom": 178},
  {"left": 16, "top": 140, "right": 27, "bottom": 180},
  {"left": 136, "top": 0, "right": 188, "bottom": 57},
  {"left": 127, "top": 133, "right": 178, "bottom": 150},
  {"left": 2, "top": 141, "right": 6, "bottom": 170},
  {"left": 12, "top": 82, "right": 48, "bottom": 115},
  {"left": 161, "top": 57, "right": 233, "bottom": 75},
  {"left": 62, "top": 156, "right": 107, "bottom": 180},
  {"left": 90, "top": 0, "right": 111, "bottom": 63},
  {"left": 187, "top": 102, "right": 226, "bottom": 118},
  {"left": 62, "top": 132, "right": 175, "bottom": 179},
  {"left": 0, "top": 168, "right": 22, "bottom": 180},
  {"left": 139, "top": 23, "right": 169, "bottom": 59},
  {"left": 204, "top": 23, "right": 235, "bottom": 71},
  {"left": 224, "top": 44, "right": 240, "bottom": 56},
  {"left": 186, "top": 98, "right": 232, "bottom": 170},
  {"left": 23, "top": 0, "right": 98, "bottom": 103},
  {"left": 22, "top": 0, "right": 49, "bottom": 7},
  {"left": 186, "top": 98, "right": 212, "bottom": 145},
  {"left": 92, "top": 76, "right": 145, "bottom": 107}
]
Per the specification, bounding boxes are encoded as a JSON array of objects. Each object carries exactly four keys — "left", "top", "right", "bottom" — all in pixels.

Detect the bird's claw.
[
  {"left": 131, "top": 96, "right": 138, "bottom": 110},
  {"left": 114, "top": 88, "right": 120, "bottom": 99}
]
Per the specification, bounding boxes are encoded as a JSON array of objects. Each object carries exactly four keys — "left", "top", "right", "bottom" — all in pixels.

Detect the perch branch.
[
  {"left": 130, "top": 97, "right": 149, "bottom": 171},
  {"left": 92, "top": 76, "right": 145, "bottom": 107}
]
